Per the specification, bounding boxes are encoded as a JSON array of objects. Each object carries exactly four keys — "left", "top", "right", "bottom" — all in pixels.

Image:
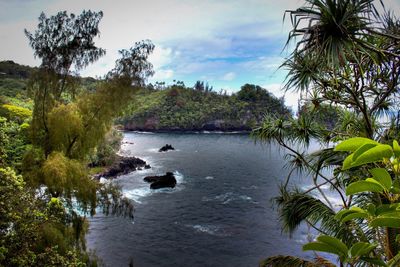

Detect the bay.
[{"left": 87, "top": 132, "right": 315, "bottom": 267}]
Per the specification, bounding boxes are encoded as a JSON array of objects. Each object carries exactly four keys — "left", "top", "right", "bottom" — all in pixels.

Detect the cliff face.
[
  {"left": 119, "top": 84, "right": 291, "bottom": 132},
  {"left": 123, "top": 116, "right": 253, "bottom": 131}
]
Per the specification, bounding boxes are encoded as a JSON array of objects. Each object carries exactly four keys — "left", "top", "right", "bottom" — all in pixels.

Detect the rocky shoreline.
[
  {"left": 116, "top": 126, "right": 250, "bottom": 134},
  {"left": 94, "top": 155, "right": 150, "bottom": 179}
]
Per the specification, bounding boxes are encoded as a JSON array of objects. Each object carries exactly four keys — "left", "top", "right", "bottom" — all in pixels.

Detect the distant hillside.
[
  {"left": 118, "top": 84, "right": 292, "bottom": 132},
  {"left": 0, "top": 60, "right": 98, "bottom": 98},
  {"left": 0, "top": 61, "right": 292, "bottom": 132},
  {"left": 0, "top": 61, "right": 33, "bottom": 97}
]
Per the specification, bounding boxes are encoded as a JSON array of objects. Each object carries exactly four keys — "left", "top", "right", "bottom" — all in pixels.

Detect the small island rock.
[
  {"left": 159, "top": 144, "right": 175, "bottom": 152},
  {"left": 143, "top": 172, "right": 177, "bottom": 189}
]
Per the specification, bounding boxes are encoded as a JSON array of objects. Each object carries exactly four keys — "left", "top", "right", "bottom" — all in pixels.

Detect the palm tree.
[{"left": 255, "top": 0, "right": 400, "bottom": 265}]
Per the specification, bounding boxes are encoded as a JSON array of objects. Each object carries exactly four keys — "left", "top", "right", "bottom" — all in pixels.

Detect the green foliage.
[
  {"left": 0, "top": 60, "right": 35, "bottom": 79},
  {"left": 0, "top": 116, "right": 30, "bottom": 169},
  {"left": 89, "top": 128, "right": 122, "bottom": 167},
  {"left": 298, "top": 102, "right": 341, "bottom": 130},
  {"left": 25, "top": 11, "right": 105, "bottom": 73},
  {"left": 283, "top": 0, "right": 400, "bottom": 138},
  {"left": 1, "top": 103, "right": 32, "bottom": 123},
  {"left": 301, "top": 138, "right": 400, "bottom": 266},
  {"left": 0, "top": 9, "right": 154, "bottom": 266},
  {"left": 0, "top": 167, "right": 96, "bottom": 266},
  {"left": 257, "top": 1, "right": 400, "bottom": 266},
  {"left": 121, "top": 83, "right": 291, "bottom": 131}
]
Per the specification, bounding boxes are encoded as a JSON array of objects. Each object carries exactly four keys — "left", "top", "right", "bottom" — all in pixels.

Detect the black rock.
[
  {"left": 97, "top": 156, "right": 147, "bottom": 178},
  {"left": 144, "top": 164, "right": 151, "bottom": 169},
  {"left": 159, "top": 144, "right": 175, "bottom": 152},
  {"left": 143, "top": 172, "right": 177, "bottom": 189}
]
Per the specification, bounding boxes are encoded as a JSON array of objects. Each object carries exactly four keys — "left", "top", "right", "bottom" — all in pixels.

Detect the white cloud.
[
  {"left": 221, "top": 72, "right": 236, "bottom": 81},
  {"left": 151, "top": 69, "right": 174, "bottom": 81},
  {"left": 263, "top": 83, "right": 300, "bottom": 112},
  {"left": 2, "top": 0, "right": 399, "bottom": 91},
  {"left": 148, "top": 45, "right": 173, "bottom": 70},
  {"left": 242, "top": 56, "right": 285, "bottom": 72}
]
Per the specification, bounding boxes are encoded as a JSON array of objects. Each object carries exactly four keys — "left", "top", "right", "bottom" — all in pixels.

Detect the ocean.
[{"left": 86, "top": 132, "right": 320, "bottom": 267}]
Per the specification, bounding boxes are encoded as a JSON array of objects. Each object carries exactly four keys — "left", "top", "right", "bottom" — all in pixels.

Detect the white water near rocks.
[{"left": 87, "top": 132, "right": 331, "bottom": 267}]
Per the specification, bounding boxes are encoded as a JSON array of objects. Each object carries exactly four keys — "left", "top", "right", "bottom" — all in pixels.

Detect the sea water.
[{"left": 87, "top": 132, "right": 322, "bottom": 267}]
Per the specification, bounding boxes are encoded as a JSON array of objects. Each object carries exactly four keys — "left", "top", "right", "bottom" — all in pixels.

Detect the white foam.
[
  {"left": 99, "top": 177, "right": 109, "bottom": 184},
  {"left": 241, "top": 185, "right": 258, "bottom": 190},
  {"left": 123, "top": 170, "right": 185, "bottom": 203},
  {"left": 174, "top": 171, "right": 185, "bottom": 184},
  {"left": 202, "top": 192, "right": 254, "bottom": 204},
  {"left": 132, "top": 131, "right": 155, "bottom": 134},
  {"left": 205, "top": 176, "right": 214, "bottom": 180},
  {"left": 186, "top": 224, "right": 229, "bottom": 237},
  {"left": 123, "top": 187, "right": 153, "bottom": 204}
]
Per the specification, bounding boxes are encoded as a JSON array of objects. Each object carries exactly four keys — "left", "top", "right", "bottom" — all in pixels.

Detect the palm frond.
[
  {"left": 274, "top": 187, "right": 355, "bottom": 244},
  {"left": 286, "top": 0, "right": 375, "bottom": 67}
]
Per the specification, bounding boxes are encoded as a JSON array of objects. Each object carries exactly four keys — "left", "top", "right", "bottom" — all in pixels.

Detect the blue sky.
[{"left": 1, "top": 0, "right": 400, "bottom": 110}]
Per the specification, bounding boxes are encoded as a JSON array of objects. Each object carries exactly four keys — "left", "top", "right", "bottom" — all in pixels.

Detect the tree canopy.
[
  {"left": 1, "top": 9, "right": 155, "bottom": 266},
  {"left": 255, "top": 0, "right": 400, "bottom": 266}
]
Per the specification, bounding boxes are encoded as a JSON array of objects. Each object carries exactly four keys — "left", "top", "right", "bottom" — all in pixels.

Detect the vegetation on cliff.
[{"left": 119, "top": 83, "right": 291, "bottom": 131}]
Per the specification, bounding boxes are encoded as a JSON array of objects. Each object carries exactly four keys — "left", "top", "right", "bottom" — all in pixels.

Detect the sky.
[{"left": 1, "top": 0, "right": 400, "bottom": 111}]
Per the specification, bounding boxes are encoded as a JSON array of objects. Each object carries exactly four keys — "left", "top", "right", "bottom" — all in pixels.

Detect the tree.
[
  {"left": 6, "top": 10, "right": 155, "bottom": 265},
  {"left": 254, "top": 0, "right": 400, "bottom": 265}
]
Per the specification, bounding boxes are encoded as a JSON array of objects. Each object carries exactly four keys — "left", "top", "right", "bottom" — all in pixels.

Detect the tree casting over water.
[{"left": 1, "top": 10, "right": 154, "bottom": 266}]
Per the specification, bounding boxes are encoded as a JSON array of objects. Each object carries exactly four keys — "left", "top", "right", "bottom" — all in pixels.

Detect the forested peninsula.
[{"left": 1, "top": 60, "right": 292, "bottom": 133}]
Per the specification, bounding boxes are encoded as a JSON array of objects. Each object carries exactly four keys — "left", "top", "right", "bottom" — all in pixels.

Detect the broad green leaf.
[
  {"left": 350, "top": 242, "right": 376, "bottom": 258},
  {"left": 353, "top": 143, "right": 378, "bottom": 161},
  {"left": 335, "top": 207, "right": 369, "bottom": 223},
  {"left": 376, "top": 204, "right": 400, "bottom": 216},
  {"left": 370, "top": 168, "right": 392, "bottom": 190},
  {"left": 303, "top": 242, "right": 344, "bottom": 256},
  {"left": 335, "top": 137, "right": 378, "bottom": 152},
  {"left": 365, "top": 178, "right": 387, "bottom": 189},
  {"left": 367, "top": 204, "right": 376, "bottom": 216},
  {"left": 342, "top": 153, "right": 354, "bottom": 170},
  {"left": 390, "top": 187, "right": 400, "bottom": 194},
  {"left": 376, "top": 211, "right": 400, "bottom": 217},
  {"left": 394, "top": 140, "right": 400, "bottom": 157},
  {"left": 370, "top": 217, "right": 400, "bottom": 228},
  {"left": 349, "top": 206, "right": 367, "bottom": 212},
  {"left": 335, "top": 209, "right": 355, "bottom": 221},
  {"left": 341, "top": 212, "right": 368, "bottom": 223},
  {"left": 346, "top": 181, "right": 384, "bottom": 195},
  {"left": 317, "top": 235, "right": 348, "bottom": 256},
  {"left": 352, "top": 144, "right": 393, "bottom": 168}
]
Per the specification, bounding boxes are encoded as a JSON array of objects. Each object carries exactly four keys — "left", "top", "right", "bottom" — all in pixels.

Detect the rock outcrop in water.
[
  {"left": 144, "top": 172, "right": 177, "bottom": 189},
  {"left": 96, "top": 156, "right": 149, "bottom": 178},
  {"left": 159, "top": 144, "right": 175, "bottom": 152}
]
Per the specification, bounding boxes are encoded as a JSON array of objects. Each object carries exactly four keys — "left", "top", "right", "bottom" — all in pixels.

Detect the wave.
[
  {"left": 123, "top": 187, "right": 153, "bottom": 204},
  {"left": 201, "top": 192, "right": 255, "bottom": 204},
  {"left": 205, "top": 176, "right": 214, "bottom": 180},
  {"left": 130, "top": 131, "right": 155, "bottom": 134},
  {"left": 123, "top": 170, "right": 185, "bottom": 203},
  {"left": 240, "top": 185, "right": 258, "bottom": 190},
  {"left": 185, "top": 224, "right": 230, "bottom": 237}
]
